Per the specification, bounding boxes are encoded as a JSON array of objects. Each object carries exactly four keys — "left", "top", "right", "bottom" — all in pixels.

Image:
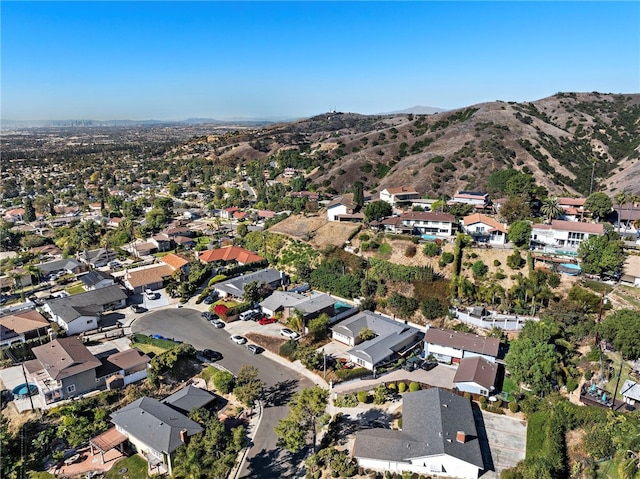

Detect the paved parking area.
[{"left": 475, "top": 409, "right": 527, "bottom": 478}]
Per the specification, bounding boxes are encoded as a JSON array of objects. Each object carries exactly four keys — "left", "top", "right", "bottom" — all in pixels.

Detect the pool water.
[
  {"left": 12, "top": 383, "right": 38, "bottom": 398},
  {"left": 421, "top": 234, "right": 438, "bottom": 241},
  {"left": 334, "top": 301, "right": 353, "bottom": 312},
  {"left": 559, "top": 263, "right": 582, "bottom": 276}
]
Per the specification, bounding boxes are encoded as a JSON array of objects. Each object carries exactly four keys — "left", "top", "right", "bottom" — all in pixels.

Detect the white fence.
[{"left": 451, "top": 308, "right": 538, "bottom": 331}]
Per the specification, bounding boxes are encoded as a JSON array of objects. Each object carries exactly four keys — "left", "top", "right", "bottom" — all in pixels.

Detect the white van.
[{"left": 240, "top": 309, "right": 259, "bottom": 321}]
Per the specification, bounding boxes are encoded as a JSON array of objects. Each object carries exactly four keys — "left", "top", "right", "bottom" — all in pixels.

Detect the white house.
[
  {"left": 353, "top": 388, "right": 484, "bottom": 479},
  {"left": 453, "top": 356, "right": 499, "bottom": 397},
  {"left": 461, "top": 213, "right": 508, "bottom": 245},
  {"left": 450, "top": 191, "right": 490, "bottom": 208},
  {"left": 557, "top": 197, "right": 586, "bottom": 221},
  {"left": 621, "top": 255, "right": 640, "bottom": 288},
  {"left": 400, "top": 211, "right": 457, "bottom": 237},
  {"left": 326, "top": 194, "right": 362, "bottom": 222},
  {"left": 530, "top": 219, "right": 604, "bottom": 252},
  {"left": 620, "top": 380, "right": 640, "bottom": 406},
  {"left": 379, "top": 187, "right": 421, "bottom": 208},
  {"left": 79, "top": 270, "right": 115, "bottom": 291},
  {"left": 424, "top": 327, "right": 500, "bottom": 365}
]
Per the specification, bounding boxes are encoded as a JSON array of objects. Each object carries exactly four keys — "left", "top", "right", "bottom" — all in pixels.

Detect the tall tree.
[
  {"left": 233, "top": 365, "right": 264, "bottom": 406},
  {"left": 584, "top": 192, "right": 613, "bottom": 221},
  {"left": 353, "top": 181, "right": 364, "bottom": 208},
  {"left": 363, "top": 200, "right": 392, "bottom": 222},
  {"left": 23, "top": 197, "right": 36, "bottom": 223},
  {"left": 274, "top": 386, "right": 329, "bottom": 453},
  {"left": 540, "top": 197, "right": 563, "bottom": 222}
]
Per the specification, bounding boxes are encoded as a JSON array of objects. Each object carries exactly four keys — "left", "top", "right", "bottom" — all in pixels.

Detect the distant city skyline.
[{"left": 2, "top": 1, "right": 638, "bottom": 121}]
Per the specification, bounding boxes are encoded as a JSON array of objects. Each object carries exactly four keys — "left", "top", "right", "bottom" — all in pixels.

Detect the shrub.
[
  {"left": 508, "top": 401, "right": 520, "bottom": 413},
  {"left": 478, "top": 395, "right": 487, "bottom": 409},
  {"left": 398, "top": 382, "right": 407, "bottom": 393},
  {"left": 357, "top": 391, "right": 370, "bottom": 403},
  {"left": 279, "top": 340, "right": 298, "bottom": 359},
  {"left": 471, "top": 260, "right": 488, "bottom": 278},
  {"left": 584, "top": 370, "right": 593, "bottom": 380},
  {"left": 441, "top": 251, "right": 454, "bottom": 263},
  {"left": 405, "top": 244, "right": 417, "bottom": 258},
  {"left": 507, "top": 250, "right": 525, "bottom": 269},
  {"left": 213, "top": 370, "right": 235, "bottom": 394},
  {"left": 208, "top": 274, "right": 227, "bottom": 286},
  {"left": 493, "top": 259, "right": 501, "bottom": 267},
  {"left": 423, "top": 242, "right": 441, "bottom": 257},
  {"left": 463, "top": 392, "right": 471, "bottom": 400},
  {"left": 359, "top": 233, "right": 371, "bottom": 241},
  {"left": 387, "top": 383, "right": 397, "bottom": 392},
  {"left": 494, "top": 398, "right": 503, "bottom": 408},
  {"left": 335, "top": 367, "right": 371, "bottom": 381},
  {"left": 409, "top": 382, "right": 420, "bottom": 392},
  {"left": 334, "top": 394, "right": 359, "bottom": 408}
]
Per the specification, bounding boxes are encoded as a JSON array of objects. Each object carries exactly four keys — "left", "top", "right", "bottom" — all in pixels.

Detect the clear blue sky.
[{"left": 2, "top": 1, "right": 639, "bottom": 121}]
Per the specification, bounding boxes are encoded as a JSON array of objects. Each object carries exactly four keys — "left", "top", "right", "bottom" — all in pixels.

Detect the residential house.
[
  {"left": 213, "top": 268, "right": 287, "bottom": 299},
  {"left": 127, "top": 240, "right": 157, "bottom": 258},
  {"left": 453, "top": 356, "right": 499, "bottom": 397},
  {"left": 379, "top": 187, "right": 421, "bottom": 208},
  {"left": 173, "top": 236, "right": 196, "bottom": 250},
  {"left": 161, "top": 384, "right": 216, "bottom": 415},
  {"left": 260, "top": 291, "right": 335, "bottom": 323},
  {"left": 96, "top": 348, "right": 151, "bottom": 389},
  {"left": 400, "top": 211, "right": 457, "bottom": 237},
  {"left": 25, "top": 337, "right": 102, "bottom": 404},
  {"left": 37, "top": 258, "right": 84, "bottom": 278},
  {"left": 198, "top": 246, "right": 264, "bottom": 266},
  {"left": 530, "top": 219, "right": 604, "bottom": 252},
  {"left": 0, "top": 268, "right": 33, "bottom": 291},
  {"left": 621, "top": 255, "right": 640, "bottom": 288},
  {"left": 332, "top": 311, "right": 421, "bottom": 370},
  {"left": 107, "top": 217, "right": 124, "bottom": 228},
  {"left": 77, "top": 248, "right": 118, "bottom": 268},
  {"left": 557, "top": 197, "right": 586, "bottom": 221},
  {"left": 220, "top": 207, "right": 239, "bottom": 220},
  {"left": 326, "top": 194, "right": 362, "bottom": 222},
  {"left": 151, "top": 234, "right": 173, "bottom": 252},
  {"left": 377, "top": 216, "right": 414, "bottom": 235},
  {"left": 0, "top": 309, "right": 50, "bottom": 347},
  {"left": 461, "top": 213, "right": 508, "bottom": 245},
  {"left": 160, "top": 253, "right": 191, "bottom": 278},
  {"left": 30, "top": 244, "right": 63, "bottom": 259},
  {"left": 450, "top": 191, "right": 490, "bottom": 209},
  {"left": 79, "top": 270, "right": 115, "bottom": 291},
  {"left": 123, "top": 264, "right": 175, "bottom": 294},
  {"left": 42, "top": 285, "right": 127, "bottom": 335},
  {"left": 110, "top": 388, "right": 215, "bottom": 474},
  {"left": 620, "top": 380, "right": 640, "bottom": 406},
  {"left": 353, "top": 388, "right": 484, "bottom": 478},
  {"left": 616, "top": 202, "right": 640, "bottom": 233},
  {"left": 3, "top": 208, "right": 25, "bottom": 222},
  {"left": 424, "top": 327, "right": 500, "bottom": 364}
]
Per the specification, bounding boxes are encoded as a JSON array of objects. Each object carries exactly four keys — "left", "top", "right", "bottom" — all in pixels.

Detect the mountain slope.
[{"left": 179, "top": 92, "right": 640, "bottom": 196}]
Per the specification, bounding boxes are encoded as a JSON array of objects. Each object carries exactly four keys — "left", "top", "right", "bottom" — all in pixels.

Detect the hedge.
[{"left": 335, "top": 367, "right": 371, "bottom": 381}]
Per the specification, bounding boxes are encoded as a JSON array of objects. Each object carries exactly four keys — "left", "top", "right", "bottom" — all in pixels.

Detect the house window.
[
  {"left": 87, "top": 320, "right": 93, "bottom": 324},
  {"left": 480, "top": 389, "right": 488, "bottom": 396},
  {"left": 67, "top": 384, "right": 76, "bottom": 393}
]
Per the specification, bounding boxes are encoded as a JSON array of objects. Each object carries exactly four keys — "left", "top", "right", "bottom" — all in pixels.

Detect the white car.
[
  {"left": 230, "top": 335, "right": 247, "bottom": 345},
  {"left": 280, "top": 328, "right": 300, "bottom": 340},
  {"left": 209, "top": 318, "right": 225, "bottom": 328},
  {"left": 144, "top": 289, "right": 158, "bottom": 300}
]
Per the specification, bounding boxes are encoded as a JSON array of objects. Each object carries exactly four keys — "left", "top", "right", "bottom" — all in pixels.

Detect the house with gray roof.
[
  {"left": 42, "top": 285, "right": 127, "bottom": 335},
  {"left": 111, "top": 395, "right": 203, "bottom": 475},
  {"left": 353, "top": 388, "right": 484, "bottom": 478},
  {"left": 79, "top": 270, "right": 115, "bottom": 291},
  {"left": 213, "top": 268, "right": 287, "bottom": 299},
  {"left": 77, "top": 248, "right": 117, "bottom": 268},
  {"left": 162, "top": 384, "right": 216, "bottom": 415},
  {"left": 332, "top": 311, "right": 420, "bottom": 370},
  {"left": 620, "top": 380, "right": 640, "bottom": 406},
  {"left": 260, "top": 291, "right": 335, "bottom": 322},
  {"left": 37, "top": 257, "right": 84, "bottom": 277}
]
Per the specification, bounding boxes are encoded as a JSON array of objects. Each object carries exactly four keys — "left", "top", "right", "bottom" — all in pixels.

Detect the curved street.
[{"left": 131, "top": 308, "right": 313, "bottom": 478}]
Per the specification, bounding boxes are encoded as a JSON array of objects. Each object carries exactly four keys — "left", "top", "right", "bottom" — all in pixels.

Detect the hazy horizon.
[{"left": 2, "top": 1, "right": 638, "bottom": 121}]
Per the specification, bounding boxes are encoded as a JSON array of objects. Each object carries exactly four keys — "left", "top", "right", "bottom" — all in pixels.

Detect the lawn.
[
  {"left": 65, "top": 283, "right": 86, "bottom": 295},
  {"left": 602, "top": 351, "right": 636, "bottom": 402},
  {"left": 595, "top": 456, "right": 624, "bottom": 479},
  {"left": 130, "top": 343, "right": 169, "bottom": 356},
  {"left": 105, "top": 454, "right": 148, "bottom": 479}
]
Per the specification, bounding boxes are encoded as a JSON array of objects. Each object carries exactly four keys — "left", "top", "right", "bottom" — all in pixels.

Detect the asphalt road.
[{"left": 131, "top": 307, "right": 313, "bottom": 478}]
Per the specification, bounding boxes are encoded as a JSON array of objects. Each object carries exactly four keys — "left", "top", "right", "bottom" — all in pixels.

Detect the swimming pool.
[
  {"left": 334, "top": 301, "right": 353, "bottom": 312},
  {"left": 12, "top": 383, "right": 38, "bottom": 399},
  {"left": 421, "top": 234, "right": 438, "bottom": 241},
  {"left": 558, "top": 263, "right": 582, "bottom": 276}
]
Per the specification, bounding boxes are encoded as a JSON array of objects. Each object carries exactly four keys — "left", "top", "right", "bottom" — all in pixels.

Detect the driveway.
[
  {"left": 131, "top": 308, "right": 313, "bottom": 479},
  {"left": 475, "top": 407, "right": 527, "bottom": 478}
]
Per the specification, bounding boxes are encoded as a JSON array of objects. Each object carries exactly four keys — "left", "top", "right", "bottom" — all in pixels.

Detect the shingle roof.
[
  {"left": 110, "top": 396, "right": 203, "bottom": 455},
  {"left": 354, "top": 388, "right": 484, "bottom": 468},
  {"left": 31, "top": 337, "right": 101, "bottom": 380},
  {"left": 425, "top": 327, "right": 500, "bottom": 358},
  {"left": 327, "top": 193, "right": 356, "bottom": 210},
  {"left": 0, "top": 310, "right": 49, "bottom": 339},
  {"left": 79, "top": 270, "right": 114, "bottom": 287},
  {"left": 401, "top": 211, "right": 456, "bottom": 223},
  {"left": 162, "top": 385, "right": 215, "bottom": 414},
  {"left": 198, "top": 246, "right": 264, "bottom": 265},
  {"left": 37, "top": 258, "right": 83, "bottom": 274},
  {"left": 214, "top": 268, "right": 284, "bottom": 297},
  {"left": 550, "top": 219, "right": 605, "bottom": 234},
  {"left": 46, "top": 285, "right": 127, "bottom": 323},
  {"left": 453, "top": 356, "right": 498, "bottom": 390}
]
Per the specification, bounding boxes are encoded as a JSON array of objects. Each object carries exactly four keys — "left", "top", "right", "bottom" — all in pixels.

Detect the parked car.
[
  {"left": 420, "top": 361, "right": 438, "bottom": 371},
  {"left": 144, "top": 289, "right": 158, "bottom": 300},
  {"left": 130, "top": 304, "right": 146, "bottom": 313},
  {"left": 246, "top": 344, "right": 263, "bottom": 354},
  {"left": 151, "top": 334, "right": 168, "bottom": 340},
  {"left": 258, "top": 316, "right": 277, "bottom": 325},
  {"left": 203, "top": 296, "right": 215, "bottom": 305},
  {"left": 201, "top": 311, "right": 212, "bottom": 320},
  {"left": 280, "top": 328, "right": 300, "bottom": 340},
  {"left": 230, "top": 335, "right": 247, "bottom": 345},
  {"left": 202, "top": 349, "right": 223, "bottom": 361},
  {"left": 240, "top": 309, "right": 261, "bottom": 321},
  {"left": 108, "top": 261, "right": 121, "bottom": 269},
  {"left": 209, "top": 318, "right": 225, "bottom": 328}
]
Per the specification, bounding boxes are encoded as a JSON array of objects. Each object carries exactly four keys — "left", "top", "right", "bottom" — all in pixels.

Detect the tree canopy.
[
  {"left": 584, "top": 192, "right": 612, "bottom": 221},
  {"left": 508, "top": 220, "right": 532, "bottom": 247},
  {"left": 598, "top": 309, "right": 640, "bottom": 359},
  {"left": 274, "top": 386, "right": 329, "bottom": 453},
  {"left": 363, "top": 200, "right": 392, "bottom": 222},
  {"left": 577, "top": 234, "right": 625, "bottom": 276}
]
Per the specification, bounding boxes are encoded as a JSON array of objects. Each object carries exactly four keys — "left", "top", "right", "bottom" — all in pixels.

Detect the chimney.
[
  {"left": 456, "top": 431, "right": 466, "bottom": 444},
  {"left": 180, "top": 429, "right": 189, "bottom": 444}
]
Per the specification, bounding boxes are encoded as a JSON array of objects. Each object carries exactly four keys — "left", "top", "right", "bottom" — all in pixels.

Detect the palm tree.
[
  {"left": 540, "top": 197, "right": 563, "bottom": 223},
  {"left": 626, "top": 194, "right": 640, "bottom": 231},
  {"left": 615, "top": 191, "right": 628, "bottom": 233}
]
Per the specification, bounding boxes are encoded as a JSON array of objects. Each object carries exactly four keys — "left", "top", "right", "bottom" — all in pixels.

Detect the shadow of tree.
[
  {"left": 240, "top": 446, "right": 309, "bottom": 479},
  {"left": 261, "top": 379, "right": 299, "bottom": 407}
]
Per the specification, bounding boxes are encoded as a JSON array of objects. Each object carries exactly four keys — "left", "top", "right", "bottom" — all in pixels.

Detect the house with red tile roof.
[{"left": 198, "top": 246, "right": 264, "bottom": 266}]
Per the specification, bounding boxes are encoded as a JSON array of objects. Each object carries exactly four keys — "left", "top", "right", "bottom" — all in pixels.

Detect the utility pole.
[{"left": 611, "top": 359, "right": 624, "bottom": 410}]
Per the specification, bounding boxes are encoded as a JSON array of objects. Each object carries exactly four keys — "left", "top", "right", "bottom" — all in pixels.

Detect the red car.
[{"left": 258, "top": 316, "right": 277, "bottom": 325}]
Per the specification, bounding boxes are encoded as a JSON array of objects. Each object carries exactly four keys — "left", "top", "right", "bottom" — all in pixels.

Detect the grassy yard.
[
  {"left": 595, "top": 456, "right": 624, "bottom": 479},
  {"left": 105, "top": 454, "right": 148, "bottom": 479},
  {"left": 65, "top": 283, "right": 85, "bottom": 295},
  {"left": 602, "top": 351, "right": 636, "bottom": 402},
  {"left": 130, "top": 343, "right": 169, "bottom": 356}
]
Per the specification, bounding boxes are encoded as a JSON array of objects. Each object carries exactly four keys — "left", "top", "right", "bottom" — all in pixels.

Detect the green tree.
[
  {"left": 213, "top": 370, "right": 235, "bottom": 394},
  {"left": 363, "top": 200, "right": 392, "bottom": 222},
  {"left": 420, "top": 297, "right": 446, "bottom": 320},
  {"left": 487, "top": 168, "right": 519, "bottom": 196},
  {"left": 358, "top": 327, "right": 376, "bottom": 341},
  {"left": 169, "top": 182, "right": 183, "bottom": 197},
  {"left": 471, "top": 260, "right": 489, "bottom": 278},
  {"left": 598, "top": 309, "right": 640, "bottom": 359},
  {"left": 307, "top": 313, "right": 330, "bottom": 341},
  {"left": 500, "top": 195, "right": 531, "bottom": 223},
  {"left": 504, "top": 337, "right": 559, "bottom": 396},
  {"left": 508, "top": 220, "right": 532, "bottom": 247},
  {"left": 243, "top": 281, "right": 260, "bottom": 304},
  {"left": 423, "top": 242, "right": 441, "bottom": 257},
  {"left": 584, "top": 192, "right": 613, "bottom": 221},
  {"left": 578, "top": 234, "right": 625, "bottom": 276},
  {"left": 23, "top": 197, "right": 36, "bottom": 222},
  {"left": 505, "top": 173, "right": 536, "bottom": 200},
  {"left": 274, "top": 386, "right": 329, "bottom": 453},
  {"left": 233, "top": 365, "right": 264, "bottom": 406},
  {"left": 237, "top": 222, "right": 249, "bottom": 238},
  {"left": 540, "top": 197, "right": 563, "bottom": 222},
  {"left": 353, "top": 181, "right": 364, "bottom": 207}
]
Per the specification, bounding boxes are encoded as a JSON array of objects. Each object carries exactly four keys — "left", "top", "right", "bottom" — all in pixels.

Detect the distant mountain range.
[{"left": 378, "top": 105, "right": 447, "bottom": 115}]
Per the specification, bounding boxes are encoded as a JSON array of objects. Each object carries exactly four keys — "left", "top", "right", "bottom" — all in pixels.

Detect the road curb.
[{"left": 229, "top": 399, "right": 263, "bottom": 479}]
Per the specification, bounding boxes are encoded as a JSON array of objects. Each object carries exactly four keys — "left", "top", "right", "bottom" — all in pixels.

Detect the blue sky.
[{"left": 2, "top": 1, "right": 639, "bottom": 121}]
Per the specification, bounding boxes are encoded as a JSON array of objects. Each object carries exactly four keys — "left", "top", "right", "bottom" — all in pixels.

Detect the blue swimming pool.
[
  {"left": 559, "top": 263, "right": 582, "bottom": 276},
  {"left": 334, "top": 301, "right": 353, "bottom": 312},
  {"left": 12, "top": 383, "right": 38, "bottom": 399},
  {"left": 421, "top": 234, "right": 438, "bottom": 241}
]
